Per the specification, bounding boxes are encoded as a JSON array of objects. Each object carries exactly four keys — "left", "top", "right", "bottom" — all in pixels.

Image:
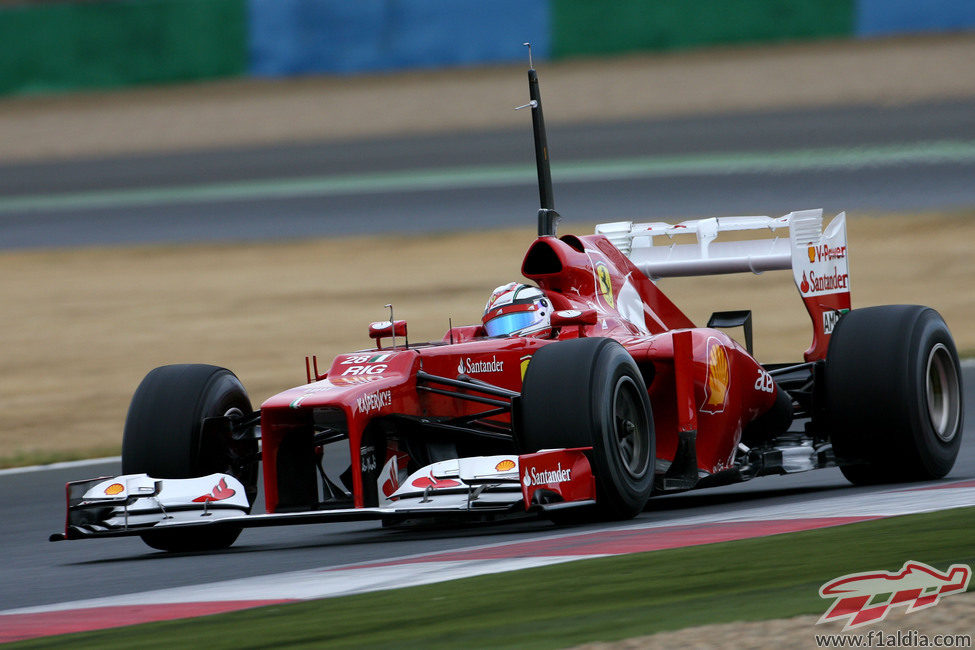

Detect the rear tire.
[
  {"left": 825, "top": 305, "right": 963, "bottom": 485},
  {"left": 122, "top": 364, "right": 257, "bottom": 551},
  {"left": 519, "top": 338, "right": 654, "bottom": 520}
]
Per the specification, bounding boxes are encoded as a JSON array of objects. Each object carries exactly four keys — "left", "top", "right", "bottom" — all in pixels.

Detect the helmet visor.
[{"left": 484, "top": 311, "right": 541, "bottom": 337}]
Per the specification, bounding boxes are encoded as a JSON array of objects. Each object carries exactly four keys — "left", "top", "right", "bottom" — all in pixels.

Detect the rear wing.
[{"left": 595, "top": 209, "right": 851, "bottom": 361}]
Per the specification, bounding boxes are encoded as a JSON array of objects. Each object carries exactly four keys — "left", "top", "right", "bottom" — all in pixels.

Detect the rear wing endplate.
[{"left": 595, "top": 210, "right": 851, "bottom": 361}]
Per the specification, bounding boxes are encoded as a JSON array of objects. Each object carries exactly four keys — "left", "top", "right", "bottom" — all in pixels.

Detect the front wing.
[{"left": 50, "top": 449, "right": 595, "bottom": 542}]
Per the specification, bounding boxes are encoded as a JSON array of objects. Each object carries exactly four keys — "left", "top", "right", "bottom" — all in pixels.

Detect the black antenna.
[{"left": 517, "top": 42, "right": 560, "bottom": 237}]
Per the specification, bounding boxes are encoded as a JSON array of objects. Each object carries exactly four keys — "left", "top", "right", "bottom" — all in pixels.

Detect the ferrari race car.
[{"left": 52, "top": 56, "right": 964, "bottom": 553}]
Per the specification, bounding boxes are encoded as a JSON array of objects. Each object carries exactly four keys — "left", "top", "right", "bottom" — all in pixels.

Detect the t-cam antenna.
[{"left": 516, "top": 42, "right": 560, "bottom": 238}]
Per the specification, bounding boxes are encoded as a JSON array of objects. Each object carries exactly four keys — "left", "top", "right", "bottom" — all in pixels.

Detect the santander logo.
[
  {"left": 522, "top": 463, "right": 572, "bottom": 488},
  {"left": 192, "top": 477, "right": 236, "bottom": 503},
  {"left": 411, "top": 474, "right": 461, "bottom": 490}
]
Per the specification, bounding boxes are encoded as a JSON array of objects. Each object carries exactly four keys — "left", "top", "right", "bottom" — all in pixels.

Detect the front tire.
[
  {"left": 122, "top": 364, "right": 257, "bottom": 551},
  {"left": 825, "top": 305, "right": 963, "bottom": 485},
  {"left": 519, "top": 338, "right": 655, "bottom": 520}
]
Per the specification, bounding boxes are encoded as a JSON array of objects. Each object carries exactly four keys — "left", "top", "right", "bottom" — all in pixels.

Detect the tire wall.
[
  {"left": 856, "top": 0, "right": 975, "bottom": 37},
  {"left": 248, "top": 0, "right": 550, "bottom": 77},
  {"left": 551, "top": 0, "right": 854, "bottom": 58},
  {"left": 0, "top": 0, "right": 247, "bottom": 96},
  {"left": 1, "top": 0, "right": 973, "bottom": 96}
]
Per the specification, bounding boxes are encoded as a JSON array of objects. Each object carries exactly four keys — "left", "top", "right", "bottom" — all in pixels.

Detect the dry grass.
[
  {"left": 572, "top": 591, "right": 975, "bottom": 650},
  {"left": 0, "top": 229, "right": 529, "bottom": 465},
  {"left": 1, "top": 211, "right": 972, "bottom": 466}
]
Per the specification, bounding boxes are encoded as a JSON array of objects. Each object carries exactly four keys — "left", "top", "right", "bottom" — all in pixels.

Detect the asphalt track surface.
[
  {"left": 2, "top": 100, "right": 975, "bottom": 617},
  {"left": 1, "top": 98, "right": 975, "bottom": 249},
  {"left": 1, "top": 365, "right": 972, "bottom": 614}
]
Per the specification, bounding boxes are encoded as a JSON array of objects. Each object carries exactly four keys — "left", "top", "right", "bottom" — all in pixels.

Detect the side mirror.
[
  {"left": 551, "top": 309, "right": 597, "bottom": 336},
  {"left": 369, "top": 320, "right": 408, "bottom": 348}
]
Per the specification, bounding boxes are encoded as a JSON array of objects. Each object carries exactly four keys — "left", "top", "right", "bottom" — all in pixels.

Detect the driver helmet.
[{"left": 482, "top": 282, "right": 552, "bottom": 337}]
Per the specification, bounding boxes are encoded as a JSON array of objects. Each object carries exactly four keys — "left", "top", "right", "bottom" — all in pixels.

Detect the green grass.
[{"left": 13, "top": 507, "right": 975, "bottom": 649}]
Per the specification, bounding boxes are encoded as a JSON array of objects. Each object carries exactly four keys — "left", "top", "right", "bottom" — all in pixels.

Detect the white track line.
[
  {"left": 0, "top": 456, "right": 120, "bottom": 477},
  {"left": 6, "top": 480, "right": 974, "bottom": 617},
  {"left": 1, "top": 556, "right": 593, "bottom": 615}
]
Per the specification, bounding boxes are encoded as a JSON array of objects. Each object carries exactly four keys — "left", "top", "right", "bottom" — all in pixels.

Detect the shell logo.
[
  {"left": 520, "top": 355, "right": 532, "bottom": 381},
  {"left": 104, "top": 483, "right": 125, "bottom": 496},
  {"left": 495, "top": 459, "right": 516, "bottom": 472},
  {"left": 700, "top": 337, "right": 730, "bottom": 415},
  {"left": 808, "top": 246, "right": 816, "bottom": 263}
]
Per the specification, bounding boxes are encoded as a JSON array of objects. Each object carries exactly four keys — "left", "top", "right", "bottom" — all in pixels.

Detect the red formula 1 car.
[{"left": 52, "top": 59, "right": 964, "bottom": 552}]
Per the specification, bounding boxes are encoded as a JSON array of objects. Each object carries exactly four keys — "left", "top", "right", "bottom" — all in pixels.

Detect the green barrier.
[
  {"left": 0, "top": 0, "right": 246, "bottom": 96},
  {"left": 552, "top": 0, "right": 855, "bottom": 58}
]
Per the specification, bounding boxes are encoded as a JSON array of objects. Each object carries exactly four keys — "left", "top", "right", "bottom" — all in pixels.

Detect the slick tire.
[
  {"left": 519, "top": 338, "right": 654, "bottom": 520},
  {"left": 825, "top": 305, "right": 963, "bottom": 485},
  {"left": 122, "top": 364, "right": 257, "bottom": 552}
]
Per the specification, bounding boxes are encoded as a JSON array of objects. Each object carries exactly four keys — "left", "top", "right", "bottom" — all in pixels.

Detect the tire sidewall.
[
  {"left": 121, "top": 364, "right": 255, "bottom": 552},
  {"left": 589, "top": 344, "right": 654, "bottom": 516},
  {"left": 905, "top": 311, "right": 963, "bottom": 478},
  {"left": 198, "top": 372, "right": 258, "bottom": 504},
  {"left": 520, "top": 338, "right": 654, "bottom": 519},
  {"left": 826, "top": 305, "right": 963, "bottom": 483},
  {"left": 123, "top": 365, "right": 253, "bottom": 482}
]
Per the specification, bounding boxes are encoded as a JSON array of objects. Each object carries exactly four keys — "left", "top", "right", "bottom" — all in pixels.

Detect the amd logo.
[{"left": 823, "top": 309, "right": 848, "bottom": 335}]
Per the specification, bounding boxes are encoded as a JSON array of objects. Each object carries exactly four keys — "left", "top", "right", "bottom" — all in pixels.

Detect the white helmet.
[{"left": 482, "top": 282, "right": 552, "bottom": 337}]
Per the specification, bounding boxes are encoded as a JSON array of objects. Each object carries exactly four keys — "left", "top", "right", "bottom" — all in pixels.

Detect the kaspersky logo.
[{"left": 818, "top": 560, "right": 971, "bottom": 630}]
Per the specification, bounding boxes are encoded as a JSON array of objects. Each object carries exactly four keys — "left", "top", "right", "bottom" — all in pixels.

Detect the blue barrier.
[
  {"left": 248, "top": 0, "right": 549, "bottom": 77},
  {"left": 857, "top": 0, "right": 975, "bottom": 36}
]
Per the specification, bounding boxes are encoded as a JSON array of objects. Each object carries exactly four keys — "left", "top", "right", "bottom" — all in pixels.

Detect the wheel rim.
[
  {"left": 208, "top": 406, "right": 257, "bottom": 502},
  {"left": 221, "top": 407, "right": 246, "bottom": 473},
  {"left": 925, "top": 343, "right": 961, "bottom": 442},
  {"left": 612, "top": 376, "right": 650, "bottom": 478}
]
